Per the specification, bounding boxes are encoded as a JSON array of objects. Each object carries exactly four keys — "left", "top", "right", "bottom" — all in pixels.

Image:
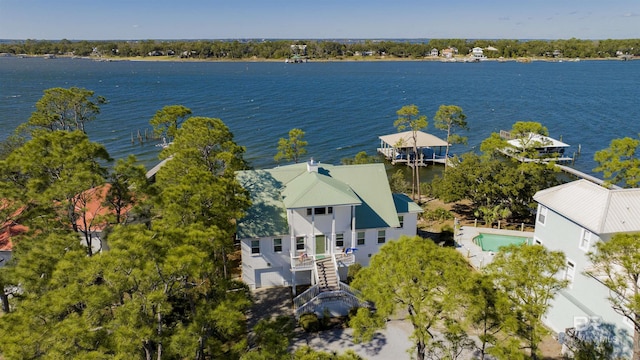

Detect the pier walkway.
[{"left": 555, "top": 164, "right": 621, "bottom": 189}]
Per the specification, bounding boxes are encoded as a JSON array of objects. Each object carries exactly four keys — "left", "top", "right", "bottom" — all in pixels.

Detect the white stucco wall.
[
  {"left": 241, "top": 212, "right": 420, "bottom": 288},
  {"left": 535, "top": 204, "right": 633, "bottom": 356}
]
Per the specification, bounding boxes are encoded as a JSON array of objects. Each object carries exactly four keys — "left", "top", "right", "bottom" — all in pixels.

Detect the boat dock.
[
  {"left": 499, "top": 130, "right": 575, "bottom": 164},
  {"left": 377, "top": 130, "right": 450, "bottom": 166}
]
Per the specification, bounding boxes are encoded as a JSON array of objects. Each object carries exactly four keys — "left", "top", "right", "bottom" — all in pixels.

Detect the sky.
[{"left": 0, "top": 0, "right": 638, "bottom": 40}]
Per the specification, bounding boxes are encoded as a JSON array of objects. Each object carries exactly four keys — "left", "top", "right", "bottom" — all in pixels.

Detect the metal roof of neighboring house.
[
  {"left": 379, "top": 131, "right": 448, "bottom": 148},
  {"left": 236, "top": 162, "right": 410, "bottom": 239},
  {"left": 507, "top": 133, "right": 569, "bottom": 149},
  {"left": 533, "top": 179, "right": 640, "bottom": 234}
]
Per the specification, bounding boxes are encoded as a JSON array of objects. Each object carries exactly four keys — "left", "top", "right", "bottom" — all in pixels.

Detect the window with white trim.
[
  {"left": 377, "top": 230, "right": 386, "bottom": 244},
  {"left": 579, "top": 229, "right": 591, "bottom": 251},
  {"left": 296, "top": 236, "right": 305, "bottom": 251},
  {"left": 251, "top": 240, "right": 260, "bottom": 254},
  {"left": 273, "top": 238, "right": 282, "bottom": 252},
  {"left": 357, "top": 231, "right": 365, "bottom": 245},
  {"left": 537, "top": 205, "right": 548, "bottom": 225},
  {"left": 398, "top": 215, "right": 404, "bottom": 228},
  {"left": 565, "top": 260, "right": 576, "bottom": 286},
  {"left": 336, "top": 233, "right": 344, "bottom": 248}
]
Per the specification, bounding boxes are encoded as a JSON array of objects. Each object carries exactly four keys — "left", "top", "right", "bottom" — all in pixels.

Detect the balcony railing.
[
  {"left": 291, "top": 252, "right": 352, "bottom": 270},
  {"left": 334, "top": 253, "right": 355, "bottom": 266},
  {"left": 291, "top": 253, "right": 315, "bottom": 271}
]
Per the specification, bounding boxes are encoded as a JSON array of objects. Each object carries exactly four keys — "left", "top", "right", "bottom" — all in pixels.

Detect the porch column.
[
  {"left": 289, "top": 209, "right": 295, "bottom": 258},
  {"left": 311, "top": 212, "right": 315, "bottom": 257},
  {"left": 331, "top": 209, "right": 336, "bottom": 255},
  {"left": 351, "top": 205, "right": 356, "bottom": 249},
  {"left": 292, "top": 272, "right": 296, "bottom": 295}
]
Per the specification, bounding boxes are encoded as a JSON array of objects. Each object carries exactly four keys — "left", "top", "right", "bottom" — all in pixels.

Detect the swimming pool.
[{"left": 473, "top": 233, "right": 532, "bottom": 252}]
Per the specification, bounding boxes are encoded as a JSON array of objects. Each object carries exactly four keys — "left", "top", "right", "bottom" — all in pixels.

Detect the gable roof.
[
  {"left": 282, "top": 171, "right": 361, "bottom": 208},
  {"left": 534, "top": 179, "right": 640, "bottom": 234},
  {"left": 236, "top": 162, "right": 405, "bottom": 239}
]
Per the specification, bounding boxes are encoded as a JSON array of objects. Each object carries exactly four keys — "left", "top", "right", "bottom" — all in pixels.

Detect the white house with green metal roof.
[
  {"left": 533, "top": 179, "right": 640, "bottom": 357},
  {"left": 236, "top": 160, "right": 422, "bottom": 303}
]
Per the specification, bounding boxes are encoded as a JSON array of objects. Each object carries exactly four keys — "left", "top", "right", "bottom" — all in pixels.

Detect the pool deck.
[{"left": 455, "top": 226, "right": 535, "bottom": 269}]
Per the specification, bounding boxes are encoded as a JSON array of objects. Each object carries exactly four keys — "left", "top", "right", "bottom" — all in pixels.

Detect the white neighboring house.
[
  {"left": 236, "top": 160, "right": 422, "bottom": 300},
  {"left": 533, "top": 179, "right": 640, "bottom": 357},
  {"left": 471, "top": 47, "right": 487, "bottom": 61}
]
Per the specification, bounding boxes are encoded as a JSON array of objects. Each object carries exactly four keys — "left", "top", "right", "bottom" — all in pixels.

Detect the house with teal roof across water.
[{"left": 236, "top": 159, "right": 422, "bottom": 307}]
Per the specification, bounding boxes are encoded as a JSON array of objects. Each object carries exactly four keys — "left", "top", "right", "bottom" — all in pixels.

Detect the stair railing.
[{"left": 293, "top": 285, "right": 319, "bottom": 310}]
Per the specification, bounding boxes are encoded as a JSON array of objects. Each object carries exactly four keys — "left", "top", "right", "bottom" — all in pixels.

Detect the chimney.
[{"left": 307, "top": 158, "right": 318, "bottom": 173}]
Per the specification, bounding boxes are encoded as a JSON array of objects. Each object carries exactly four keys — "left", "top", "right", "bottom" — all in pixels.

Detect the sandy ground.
[{"left": 248, "top": 287, "right": 563, "bottom": 359}]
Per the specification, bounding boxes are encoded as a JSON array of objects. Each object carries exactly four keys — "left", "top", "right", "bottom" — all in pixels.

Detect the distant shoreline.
[{"left": 3, "top": 53, "right": 635, "bottom": 63}]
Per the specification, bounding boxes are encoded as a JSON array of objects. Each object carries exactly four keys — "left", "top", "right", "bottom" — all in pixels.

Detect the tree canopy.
[
  {"left": 485, "top": 244, "right": 568, "bottom": 359},
  {"left": 434, "top": 121, "right": 561, "bottom": 223},
  {"left": 350, "top": 235, "right": 470, "bottom": 360},
  {"left": 149, "top": 104, "right": 193, "bottom": 143},
  {"left": 0, "top": 96, "right": 255, "bottom": 359},
  {"left": 274, "top": 128, "right": 308, "bottom": 164},
  {"left": 433, "top": 104, "right": 468, "bottom": 162},
  {"left": 394, "top": 105, "right": 428, "bottom": 201},
  {"left": 21, "top": 87, "right": 106, "bottom": 134},
  {"left": 588, "top": 232, "right": 640, "bottom": 360},
  {"left": 594, "top": 136, "right": 640, "bottom": 188},
  {"left": 3, "top": 38, "right": 639, "bottom": 60}
]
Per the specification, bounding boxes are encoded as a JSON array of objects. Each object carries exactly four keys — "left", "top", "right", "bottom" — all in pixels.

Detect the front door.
[{"left": 315, "top": 234, "right": 326, "bottom": 258}]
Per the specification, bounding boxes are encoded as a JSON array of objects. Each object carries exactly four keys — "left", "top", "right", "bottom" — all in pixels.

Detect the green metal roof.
[
  {"left": 236, "top": 170, "right": 290, "bottom": 239},
  {"left": 236, "top": 162, "right": 412, "bottom": 238},
  {"left": 393, "top": 193, "right": 424, "bottom": 213},
  {"left": 282, "top": 171, "right": 361, "bottom": 208}
]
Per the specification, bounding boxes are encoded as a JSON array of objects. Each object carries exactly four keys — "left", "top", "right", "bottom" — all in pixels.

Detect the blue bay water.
[{"left": 1, "top": 57, "right": 639, "bottom": 177}]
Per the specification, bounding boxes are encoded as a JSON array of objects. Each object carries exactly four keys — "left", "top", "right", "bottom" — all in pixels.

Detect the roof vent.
[{"left": 307, "top": 158, "right": 319, "bottom": 173}]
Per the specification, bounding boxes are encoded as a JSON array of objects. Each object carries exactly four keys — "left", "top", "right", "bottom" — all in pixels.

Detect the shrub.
[
  {"left": 347, "top": 263, "right": 363, "bottom": 283},
  {"left": 299, "top": 313, "right": 320, "bottom": 332},
  {"left": 423, "top": 207, "right": 454, "bottom": 222},
  {"left": 439, "top": 224, "right": 454, "bottom": 245}
]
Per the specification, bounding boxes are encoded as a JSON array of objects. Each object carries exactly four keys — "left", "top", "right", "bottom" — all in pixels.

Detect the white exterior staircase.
[{"left": 315, "top": 257, "right": 339, "bottom": 292}]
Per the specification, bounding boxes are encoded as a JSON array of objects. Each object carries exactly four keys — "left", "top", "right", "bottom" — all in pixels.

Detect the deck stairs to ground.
[
  {"left": 315, "top": 257, "right": 339, "bottom": 292},
  {"left": 293, "top": 256, "right": 371, "bottom": 319}
]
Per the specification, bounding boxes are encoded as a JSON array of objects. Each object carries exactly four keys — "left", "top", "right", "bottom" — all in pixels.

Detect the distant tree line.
[{"left": 1, "top": 38, "right": 639, "bottom": 59}]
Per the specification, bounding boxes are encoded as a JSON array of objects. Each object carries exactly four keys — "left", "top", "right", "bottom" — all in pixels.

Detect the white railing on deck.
[
  {"left": 291, "top": 253, "right": 315, "bottom": 270},
  {"left": 334, "top": 253, "right": 355, "bottom": 265}
]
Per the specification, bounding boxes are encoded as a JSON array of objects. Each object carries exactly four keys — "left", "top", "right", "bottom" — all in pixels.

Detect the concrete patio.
[{"left": 454, "top": 225, "right": 535, "bottom": 268}]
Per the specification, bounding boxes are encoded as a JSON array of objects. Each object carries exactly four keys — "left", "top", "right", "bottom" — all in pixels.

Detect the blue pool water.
[{"left": 473, "top": 233, "right": 532, "bottom": 252}]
